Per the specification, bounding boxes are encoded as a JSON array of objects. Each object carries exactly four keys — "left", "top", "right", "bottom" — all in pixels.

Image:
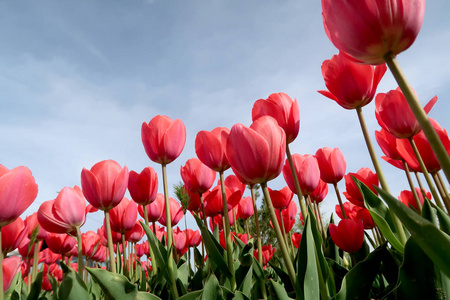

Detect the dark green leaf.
[
  {"left": 58, "top": 263, "right": 89, "bottom": 300},
  {"left": 269, "top": 280, "right": 295, "bottom": 300},
  {"left": 436, "top": 205, "right": 450, "bottom": 235},
  {"left": 86, "top": 267, "right": 137, "bottom": 300},
  {"left": 27, "top": 271, "right": 43, "bottom": 300},
  {"left": 200, "top": 274, "right": 223, "bottom": 300}
]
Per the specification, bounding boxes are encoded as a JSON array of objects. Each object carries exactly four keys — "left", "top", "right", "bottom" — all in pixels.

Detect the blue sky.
[{"left": 1, "top": 1, "right": 449, "bottom": 233}]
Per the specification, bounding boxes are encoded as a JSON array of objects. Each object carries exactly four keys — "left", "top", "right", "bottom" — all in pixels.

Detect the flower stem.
[
  {"left": 76, "top": 226, "right": 84, "bottom": 279},
  {"left": 121, "top": 234, "right": 127, "bottom": 275},
  {"left": 250, "top": 186, "right": 263, "bottom": 265},
  {"left": 104, "top": 210, "right": 116, "bottom": 273},
  {"left": 32, "top": 240, "right": 39, "bottom": 281},
  {"left": 402, "top": 161, "right": 422, "bottom": 214},
  {"left": 286, "top": 144, "right": 308, "bottom": 221},
  {"left": 384, "top": 52, "right": 450, "bottom": 185},
  {"left": 219, "top": 171, "right": 236, "bottom": 291},
  {"left": 436, "top": 172, "right": 450, "bottom": 213},
  {"left": 333, "top": 183, "right": 347, "bottom": 219},
  {"left": 143, "top": 205, "right": 149, "bottom": 226},
  {"left": 432, "top": 172, "right": 450, "bottom": 213}
]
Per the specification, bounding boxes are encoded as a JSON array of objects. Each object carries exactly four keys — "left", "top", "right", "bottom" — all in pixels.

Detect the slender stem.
[
  {"left": 333, "top": 183, "right": 347, "bottom": 219},
  {"left": 32, "top": 240, "right": 39, "bottom": 281},
  {"left": 402, "top": 161, "right": 422, "bottom": 213},
  {"left": 408, "top": 138, "right": 443, "bottom": 210},
  {"left": 199, "top": 194, "right": 206, "bottom": 260},
  {"left": 104, "top": 210, "right": 116, "bottom": 273},
  {"left": 414, "top": 171, "right": 427, "bottom": 198},
  {"left": 315, "top": 202, "right": 327, "bottom": 244},
  {"left": 232, "top": 208, "right": 237, "bottom": 234},
  {"left": 0, "top": 229, "right": 3, "bottom": 300},
  {"left": 143, "top": 205, "right": 149, "bottom": 226},
  {"left": 261, "top": 182, "right": 297, "bottom": 291},
  {"left": 76, "top": 227, "right": 84, "bottom": 279},
  {"left": 121, "top": 234, "right": 127, "bottom": 275},
  {"left": 286, "top": 144, "right": 308, "bottom": 220},
  {"left": 219, "top": 171, "right": 236, "bottom": 291},
  {"left": 384, "top": 52, "right": 450, "bottom": 185},
  {"left": 278, "top": 209, "right": 290, "bottom": 254},
  {"left": 432, "top": 172, "right": 450, "bottom": 213},
  {"left": 436, "top": 172, "right": 450, "bottom": 213},
  {"left": 161, "top": 164, "right": 179, "bottom": 299},
  {"left": 371, "top": 228, "right": 379, "bottom": 247},
  {"left": 250, "top": 186, "right": 263, "bottom": 265},
  {"left": 245, "top": 219, "right": 250, "bottom": 238}
]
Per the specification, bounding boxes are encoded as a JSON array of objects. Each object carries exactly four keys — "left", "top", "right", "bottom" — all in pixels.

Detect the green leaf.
[
  {"left": 4, "top": 271, "right": 22, "bottom": 299},
  {"left": 136, "top": 292, "right": 163, "bottom": 300},
  {"left": 200, "top": 274, "right": 223, "bottom": 300},
  {"left": 27, "top": 271, "right": 43, "bottom": 300},
  {"left": 376, "top": 187, "right": 450, "bottom": 278},
  {"left": 355, "top": 177, "right": 404, "bottom": 253},
  {"left": 436, "top": 204, "right": 450, "bottom": 235},
  {"left": 58, "top": 262, "right": 89, "bottom": 300},
  {"left": 300, "top": 216, "right": 320, "bottom": 300},
  {"left": 269, "top": 280, "right": 295, "bottom": 300},
  {"left": 236, "top": 265, "right": 252, "bottom": 297},
  {"left": 86, "top": 267, "right": 138, "bottom": 300},
  {"left": 177, "top": 290, "right": 203, "bottom": 300}
]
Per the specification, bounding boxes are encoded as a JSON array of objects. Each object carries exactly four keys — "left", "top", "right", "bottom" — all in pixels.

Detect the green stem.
[
  {"left": 250, "top": 186, "right": 263, "bottom": 265},
  {"left": 104, "top": 210, "right": 116, "bottom": 273},
  {"left": 402, "top": 161, "right": 422, "bottom": 213},
  {"left": 315, "top": 202, "right": 327, "bottom": 244},
  {"left": 432, "top": 172, "right": 450, "bottom": 213},
  {"left": 436, "top": 172, "right": 450, "bottom": 213},
  {"left": 219, "top": 171, "right": 236, "bottom": 291},
  {"left": 384, "top": 52, "right": 450, "bottom": 185},
  {"left": 278, "top": 209, "right": 290, "bottom": 254},
  {"left": 332, "top": 183, "right": 347, "bottom": 219},
  {"left": 356, "top": 106, "right": 407, "bottom": 244},
  {"left": 286, "top": 144, "right": 308, "bottom": 220},
  {"left": 161, "top": 164, "right": 179, "bottom": 299},
  {"left": 0, "top": 229, "right": 3, "bottom": 300},
  {"left": 143, "top": 205, "right": 157, "bottom": 276},
  {"left": 32, "top": 240, "right": 39, "bottom": 281},
  {"left": 199, "top": 194, "right": 207, "bottom": 260},
  {"left": 143, "top": 205, "right": 149, "bottom": 226},
  {"left": 414, "top": 171, "right": 427, "bottom": 199},
  {"left": 261, "top": 182, "right": 297, "bottom": 292},
  {"left": 76, "top": 227, "right": 84, "bottom": 279},
  {"left": 121, "top": 234, "right": 127, "bottom": 275}
]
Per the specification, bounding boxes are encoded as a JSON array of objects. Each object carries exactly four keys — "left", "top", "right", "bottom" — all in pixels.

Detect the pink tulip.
[
  {"left": 128, "top": 167, "right": 158, "bottom": 206},
  {"left": 81, "top": 231, "right": 101, "bottom": 259},
  {"left": 282, "top": 154, "right": 320, "bottom": 196},
  {"left": 181, "top": 158, "right": 216, "bottom": 194},
  {"left": 141, "top": 115, "right": 186, "bottom": 165},
  {"left": 173, "top": 227, "right": 187, "bottom": 254},
  {"left": 2, "top": 256, "right": 22, "bottom": 292},
  {"left": 252, "top": 92, "right": 300, "bottom": 144},
  {"left": 125, "top": 221, "right": 145, "bottom": 243},
  {"left": 314, "top": 147, "right": 347, "bottom": 184},
  {"left": 138, "top": 193, "right": 165, "bottom": 222},
  {"left": 24, "top": 213, "right": 48, "bottom": 241},
  {"left": 224, "top": 175, "right": 246, "bottom": 194},
  {"left": 322, "top": 0, "right": 425, "bottom": 64},
  {"left": 399, "top": 188, "right": 431, "bottom": 211},
  {"left": 1, "top": 217, "right": 27, "bottom": 255},
  {"left": 195, "top": 127, "right": 230, "bottom": 172},
  {"left": 226, "top": 116, "right": 286, "bottom": 184},
  {"left": 109, "top": 197, "right": 137, "bottom": 234},
  {"left": 237, "top": 196, "right": 254, "bottom": 220},
  {"left": 0, "top": 165, "right": 38, "bottom": 227},
  {"left": 45, "top": 232, "right": 77, "bottom": 255},
  {"left": 310, "top": 180, "right": 329, "bottom": 204},
  {"left": 158, "top": 197, "right": 184, "bottom": 227},
  {"left": 81, "top": 160, "right": 129, "bottom": 211}
]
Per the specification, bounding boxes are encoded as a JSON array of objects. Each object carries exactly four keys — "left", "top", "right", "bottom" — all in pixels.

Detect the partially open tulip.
[
  {"left": 81, "top": 160, "right": 129, "bottom": 211},
  {"left": 181, "top": 158, "right": 216, "bottom": 194},
  {"left": 335, "top": 201, "right": 360, "bottom": 221},
  {"left": 282, "top": 154, "right": 320, "bottom": 196},
  {"left": 237, "top": 196, "right": 254, "bottom": 220},
  {"left": 138, "top": 193, "right": 165, "bottom": 222},
  {"left": 81, "top": 231, "right": 101, "bottom": 260},
  {"left": 310, "top": 180, "right": 329, "bottom": 204},
  {"left": 1, "top": 217, "right": 27, "bottom": 255},
  {"left": 125, "top": 221, "right": 145, "bottom": 243},
  {"left": 375, "top": 128, "right": 410, "bottom": 170},
  {"left": 399, "top": 188, "right": 431, "bottom": 211},
  {"left": 329, "top": 219, "right": 364, "bottom": 253},
  {"left": 226, "top": 116, "right": 286, "bottom": 185},
  {"left": 291, "top": 233, "right": 302, "bottom": 249},
  {"left": 109, "top": 197, "right": 137, "bottom": 234},
  {"left": 204, "top": 185, "right": 242, "bottom": 217},
  {"left": 271, "top": 201, "right": 297, "bottom": 233},
  {"left": 45, "top": 233, "right": 77, "bottom": 255},
  {"left": 253, "top": 245, "right": 275, "bottom": 267},
  {"left": 343, "top": 168, "right": 379, "bottom": 207},
  {"left": 195, "top": 127, "right": 230, "bottom": 172},
  {"left": 38, "top": 185, "right": 86, "bottom": 233},
  {"left": 252, "top": 92, "right": 300, "bottom": 144},
  {"left": 224, "top": 175, "right": 246, "bottom": 194},
  {"left": 315, "top": 147, "right": 347, "bottom": 184},
  {"left": 268, "top": 186, "right": 293, "bottom": 210},
  {"left": 319, "top": 53, "right": 387, "bottom": 109},
  {"left": 128, "top": 167, "right": 158, "bottom": 206},
  {"left": 158, "top": 197, "right": 184, "bottom": 227},
  {"left": 0, "top": 165, "right": 38, "bottom": 227},
  {"left": 322, "top": 0, "right": 425, "bottom": 64},
  {"left": 375, "top": 88, "right": 437, "bottom": 139},
  {"left": 141, "top": 115, "right": 186, "bottom": 165},
  {"left": 2, "top": 256, "right": 22, "bottom": 292}
]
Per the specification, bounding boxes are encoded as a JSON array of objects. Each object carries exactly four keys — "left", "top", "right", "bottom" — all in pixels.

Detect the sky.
[{"left": 1, "top": 1, "right": 449, "bottom": 234}]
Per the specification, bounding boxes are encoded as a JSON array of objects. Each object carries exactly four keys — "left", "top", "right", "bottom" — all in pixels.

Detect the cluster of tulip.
[{"left": 1, "top": 0, "right": 450, "bottom": 299}]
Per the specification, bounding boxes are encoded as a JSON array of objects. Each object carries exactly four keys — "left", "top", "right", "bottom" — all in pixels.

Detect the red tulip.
[
  {"left": 322, "top": 0, "right": 425, "bottom": 64},
  {"left": 253, "top": 245, "right": 275, "bottom": 267},
  {"left": 128, "top": 167, "right": 158, "bottom": 206},
  {"left": 268, "top": 186, "right": 293, "bottom": 210},
  {"left": 314, "top": 147, "right": 347, "bottom": 184},
  {"left": 224, "top": 175, "right": 246, "bottom": 194},
  {"left": 181, "top": 158, "right": 216, "bottom": 194},
  {"left": 226, "top": 116, "right": 286, "bottom": 185},
  {"left": 291, "top": 233, "right": 302, "bottom": 249},
  {"left": 204, "top": 185, "right": 242, "bottom": 217},
  {"left": 141, "top": 115, "right": 186, "bottom": 165},
  {"left": 310, "top": 180, "right": 329, "bottom": 204},
  {"left": 399, "top": 188, "right": 431, "bottom": 211},
  {"left": 343, "top": 168, "right": 379, "bottom": 207},
  {"left": 40, "top": 248, "right": 60, "bottom": 265},
  {"left": 356, "top": 208, "right": 375, "bottom": 230},
  {"left": 237, "top": 196, "right": 254, "bottom": 220},
  {"left": 81, "top": 160, "right": 129, "bottom": 211},
  {"left": 45, "top": 233, "right": 77, "bottom": 255},
  {"left": 2, "top": 256, "right": 21, "bottom": 292},
  {"left": 0, "top": 165, "right": 38, "bottom": 227},
  {"left": 18, "top": 238, "right": 42, "bottom": 259},
  {"left": 195, "top": 127, "right": 230, "bottom": 172},
  {"left": 158, "top": 197, "right": 184, "bottom": 227},
  {"left": 271, "top": 201, "right": 297, "bottom": 233},
  {"left": 319, "top": 53, "right": 386, "bottom": 109},
  {"left": 109, "top": 197, "right": 137, "bottom": 234},
  {"left": 38, "top": 185, "right": 86, "bottom": 234},
  {"left": 329, "top": 219, "right": 364, "bottom": 253},
  {"left": 136, "top": 242, "right": 149, "bottom": 257},
  {"left": 138, "top": 193, "right": 165, "bottom": 222},
  {"left": 335, "top": 201, "right": 360, "bottom": 221},
  {"left": 24, "top": 213, "right": 48, "bottom": 241},
  {"left": 173, "top": 227, "right": 187, "bottom": 255},
  {"left": 375, "top": 88, "right": 436, "bottom": 139},
  {"left": 219, "top": 230, "right": 234, "bottom": 249},
  {"left": 81, "top": 231, "right": 101, "bottom": 259},
  {"left": 125, "top": 221, "right": 145, "bottom": 243},
  {"left": 98, "top": 224, "right": 121, "bottom": 245},
  {"left": 375, "top": 128, "right": 415, "bottom": 171},
  {"left": 186, "top": 229, "right": 201, "bottom": 247},
  {"left": 282, "top": 154, "right": 320, "bottom": 196},
  {"left": 252, "top": 92, "right": 300, "bottom": 144},
  {"left": 1, "top": 217, "right": 27, "bottom": 255},
  {"left": 237, "top": 233, "right": 251, "bottom": 244},
  {"left": 185, "top": 186, "right": 202, "bottom": 213}
]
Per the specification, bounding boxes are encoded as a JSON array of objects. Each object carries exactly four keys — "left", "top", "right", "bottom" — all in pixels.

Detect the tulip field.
[{"left": 2, "top": 1, "right": 450, "bottom": 299}]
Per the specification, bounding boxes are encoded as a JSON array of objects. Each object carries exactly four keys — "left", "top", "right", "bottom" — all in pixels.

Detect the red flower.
[
  {"left": 282, "top": 154, "right": 320, "bottom": 196},
  {"left": 158, "top": 197, "right": 184, "bottom": 227},
  {"left": 195, "top": 127, "right": 230, "bottom": 172},
  {"left": 141, "top": 115, "right": 186, "bottom": 165},
  {"left": 226, "top": 116, "right": 286, "bottom": 185},
  {"left": 109, "top": 197, "right": 137, "bottom": 234},
  {"left": 268, "top": 186, "right": 293, "bottom": 210},
  {"left": 237, "top": 196, "right": 254, "bottom": 220},
  {"left": 329, "top": 219, "right": 364, "bottom": 253},
  {"left": 315, "top": 147, "right": 347, "bottom": 184},
  {"left": 252, "top": 92, "right": 300, "bottom": 144},
  {"left": 271, "top": 201, "right": 297, "bottom": 233},
  {"left": 128, "top": 167, "right": 158, "bottom": 206},
  {"left": 186, "top": 229, "right": 201, "bottom": 247},
  {"left": 138, "top": 193, "right": 165, "bottom": 222},
  {"left": 399, "top": 188, "right": 431, "bottom": 211},
  {"left": 181, "top": 158, "right": 216, "bottom": 194},
  {"left": 1, "top": 217, "right": 27, "bottom": 255},
  {"left": 253, "top": 245, "right": 275, "bottom": 267},
  {"left": 310, "top": 180, "right": 329, "bottom": 204},
  {"left": 125, "top": 221, "right": 145, "bottom": 243},
  {"left": 223, "top": 175, "right": 246, "bottom": 194},
  {"left": 291, "top": 233, "right": 302, "bottom": 249},
  {"left": 319, "top": 53, "right": 386, "bottom": 109},
  {"left": 173, "top": 227, "right": 187, "bottom": 255},
  {"left": 81, "top": 160, "right": 129, "bottom": 211},
  {"left": 45, "top": 233, "right": 77, "bottom": 255},
  {"left": 2, "top": 256, "right": 22, "bottom": 292},
  {"left": 0, "top": 165, "right": 38, "bottom": 227},
  {"left": 322, "top": 0, "right": 425, "bottom": 64},
  {"left": 343, "top": 168, "right": 379, "bottom": 207}
]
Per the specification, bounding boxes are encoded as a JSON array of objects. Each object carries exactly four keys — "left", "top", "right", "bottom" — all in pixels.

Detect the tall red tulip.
[
  {"left": 253, "top": 245, "right": 275, "bottom": 268},
  {"left": 158, "top": 197, "right": 184, "bottom": 227},
  {"left": 180, "top": 158, "right": 216, "bottom": 194},
  {"left": 399, "top": 188, "right": 431, "bottom": 211},
  {"left": 141, "top": 115, "right": 186, "bottom": 165},
  {"left": 343, "top": 168, "right": 379, "bottom": 207},
  {"left": 321, "top": 0, "right": 425, "bottom": 64},
  {"left": 314, "top": 147, "right": 347, "bottom": 184},
  {"left": 252, "top": 92, "right": 300, "bottom": 144},
  {"left": 195, "top": 127, "right": 230, "bottom": 172},
  {"left": 128, "top": 167, "right": 158, "bottom": 206},
  {"left": 375, "top": 128, "right": 409, "bottom": 170},
  {"left": 310, "top": 180, "right": 328, "bottom": 204},
  {"left": 0, "top": 165, "right": 38, "bottom": 227},
  {"left": 282, "top": 154, "right": 320, "bottom": 196},
  {"left": 138, "top": 194, "right": 165, "bottom": 222},
  {"left": 2, "top": 256, "right": 21, "bottom": 292},
  {"left": 226, "top": 116, "right": 286, "bottom": 185},
  {"left": 224, "top": 175, "right": 246, "bottom": 194},
  {"left": 268, "top": 187, "right": 293, "bottom": 210},
  {"left": 329, "top": 219, "right": 364, "bottom": 253},
  {"left": 125, "top": 221, "right": 145, "bottom": 243},
  {"left": 237, "top": 196, "right": 254, "bottom": 220},
  {"left": 319, "top": 53, "right": 387, "bottom": 109},
  {"left": 45, "top": 233, "right": 77, "bottom": 256},
  {"left": 108, "top": 197, "right": 137, "bottom": 234},
  {"left": 37, "top": 185, "right": 86, "bottom": 234},
  {"left": 1, "top": 217, "right": 27, "bottom": 255}
]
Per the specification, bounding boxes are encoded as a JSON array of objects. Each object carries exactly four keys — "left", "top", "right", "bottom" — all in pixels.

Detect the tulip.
[
  {"left": 335, "top": 201, "right": 360, "bottom": 221},
  {"left": 0, "top": 165, "right": 38, "bottom": 228},
  {"left": 223, "top": 175, "right": 246, "bottom": 194},
  {"left": 318, "top": 53, "right": 387, "bottom": 109},
  {"left": 141, "top": 115, "right": 186, "bottom": 165},
  {"left": 173, "top": 227, "right": 187, "bottom": 255},
  {"left": 195, "top": 127, "right": 230, "bottom": 172},
  {"left": 343, "top": 168, "right": 379, "bottom": 207},
  {"left": 321, "top": 0, "right": 425, "bottom": 65},
  {"left": 138, "top": 193, "right": 165, "bottom": 223},
  {"left": 40, "top": 248, "right": 60, "bottom": 265},
  {"left": 253, "top": 245, "right": 275, "bottom": 268},
  {"left": 399, "top": 188, "right": 430, "bottom": 211},
  {"left": 268, "top": 187, "right": 293, "bottom": 210},
  {"left": 226, "top": 116, "right": 286, "bottom": 185},
  {"left": 125, "top": 221, "right": 145, "bottom": 243},
  {"left": 329, "top": 219, "right": 364, "bottom": 253},
  {"left": 186, "top": 229, "right": 201, "bottom": 248},
  {"left": 272, "top": 201, "right": 297, "bottom": 233},
  {"left": 237, "top": 233, "right": 251, "bottom": 244},
  {"left": 2, "top": 256, "right": 21, "bottom": 293},
  {"left": 310, "top": 180, "right": 328, "bottom": 204},
  {"left": 181, "top": 158, "right": 216, "bottom": 194},
  {"left": 128, "top": 167, "right": 158, "bottom": 206},
  {"left": 282, "top": 154, "right": 320, "bottom": 196},
  {"left": 1, "top": 217, "right": 27, "bottom": 255},
  {"left": 314, "top": 147, "right": 347, "bottom": 184},
  {"left": 45, "top": 233, "right": 77, "bottom": 256},
  {"left": 158, "top": 197, "right": 184, "bottom": 227},
  {"left": 109, "top": 197, "right": 137, "bottom": 234},
  {"left": 81, "top": 231, "right": 101, "bottom": 260},
  {"left": 204, "top": 185, "right": 242, "bottom": 217},
  {"left": 291, "top": 233, "right": 302, "bottom": 249},
  {"left": 252, "top": 92, "right": 300, "bottom": 144},
  {"left": 237, "top": 196, "right": 254, "bottom": 220}
]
